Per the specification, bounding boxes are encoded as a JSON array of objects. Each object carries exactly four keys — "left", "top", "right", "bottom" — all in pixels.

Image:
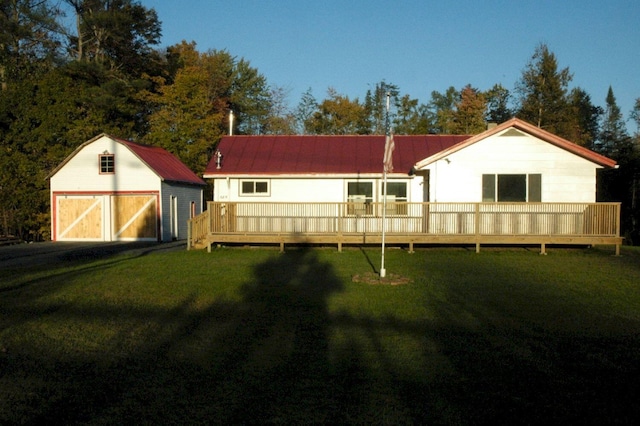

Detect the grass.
[{"left": 1, "top": 244, "right": 640, "bottom": 424}]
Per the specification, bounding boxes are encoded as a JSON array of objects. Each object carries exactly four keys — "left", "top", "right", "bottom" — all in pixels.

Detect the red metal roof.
[
  {"left": 203, "top": 134, "right": 470, "bottom": 176},
  {"left": 204, "top": 119, "right": 617, "bottom": 177},
  {"left": 120, "top": 139, "right": 206, "bottom": 186}
]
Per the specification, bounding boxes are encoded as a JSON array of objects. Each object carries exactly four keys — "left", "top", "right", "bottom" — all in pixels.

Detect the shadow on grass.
[{"left": 2, "top": 247, "right": 640, "bottom": 424}]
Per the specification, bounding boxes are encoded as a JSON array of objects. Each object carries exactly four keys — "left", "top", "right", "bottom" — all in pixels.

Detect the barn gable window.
[
  {"left": 99, "top": 154, "right": 115, "bottom": 174},
  {"left": 482, "top": 174, "right": 542, "bottom": 202},
  {"left": 240, "top": 180, "right": 270, "bottom": 196}
]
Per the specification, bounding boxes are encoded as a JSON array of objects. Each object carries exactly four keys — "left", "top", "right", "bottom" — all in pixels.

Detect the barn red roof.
[
  {"left": 203, "top": 134, "right": 470, "bottom": 176},
  {"left": 119, "top": 139, "right": 206, "bottom": 186}
]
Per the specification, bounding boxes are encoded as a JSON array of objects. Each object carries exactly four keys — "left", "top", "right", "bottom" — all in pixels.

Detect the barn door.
[
  {"left": 56, "top": 195, "right": 104, "bottom": 241},
  {"left": 111, "top": 195, "right": 158, "bottom": 241}
]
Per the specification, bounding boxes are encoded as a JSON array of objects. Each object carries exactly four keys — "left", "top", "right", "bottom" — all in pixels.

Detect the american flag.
[{"left": 383, "top": 132, "right": 395, "bottom": 173}]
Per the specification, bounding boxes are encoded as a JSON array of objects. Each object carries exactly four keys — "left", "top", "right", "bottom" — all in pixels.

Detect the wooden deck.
[{"left": 188, "top": 202, "right": 623, "bottom": 254}]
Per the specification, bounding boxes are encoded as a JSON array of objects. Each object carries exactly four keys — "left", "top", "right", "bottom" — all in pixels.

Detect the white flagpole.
[{"left": 381, "top": 93, "right": 390, "bottom": 278}]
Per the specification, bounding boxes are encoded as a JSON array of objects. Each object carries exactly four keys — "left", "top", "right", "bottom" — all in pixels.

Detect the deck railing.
[{"left": 188, "top": 201, "right": 622, "bottom": 253}]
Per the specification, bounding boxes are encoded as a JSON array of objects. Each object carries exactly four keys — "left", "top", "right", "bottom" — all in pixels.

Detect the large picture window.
[
  {"left": 482, "top": 174, "right": 541, "bottom": 202},
  {"left": 240, "top": 180, "right": 270, "bottom": 196},
  {"left": 99, "top": 154, "right": 114, "bottom": 174}
]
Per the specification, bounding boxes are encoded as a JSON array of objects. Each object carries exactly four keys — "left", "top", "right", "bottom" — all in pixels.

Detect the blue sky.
[{"left": 144, "top": 0, "right": 639, "bottom": 127}]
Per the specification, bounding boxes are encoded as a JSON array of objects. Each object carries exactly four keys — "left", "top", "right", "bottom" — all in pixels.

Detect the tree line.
[{"left": 1, "top": 1, "right": 639, "bottom": 243}]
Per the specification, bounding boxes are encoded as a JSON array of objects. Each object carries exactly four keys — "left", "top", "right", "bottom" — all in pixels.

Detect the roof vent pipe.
[{"left": 229, "top": 110, "right": 234, "bottom": 136}]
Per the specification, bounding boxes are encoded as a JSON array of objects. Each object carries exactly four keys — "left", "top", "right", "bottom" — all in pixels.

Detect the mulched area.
[{"left": 351, "top": 271, "right": 412, "bottom": 285}]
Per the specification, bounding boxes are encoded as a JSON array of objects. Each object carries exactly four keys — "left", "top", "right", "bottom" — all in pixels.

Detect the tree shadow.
[{"left": 3, "top": 247, "right": 640, "bottom": 424}]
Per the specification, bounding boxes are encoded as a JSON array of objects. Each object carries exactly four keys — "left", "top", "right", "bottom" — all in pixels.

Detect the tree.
[
  {"left": 452, "top": 84, "right": 486, "bottom": 134},
  {"left": 0, "top": 0, "right": 64, "bottom": 90},
  {"left": 393, "top": 94, "right": 430, "bottom": 135},
  {"left": 143, "top": 43, "right": 274, "bottom": 173},
  {"left": 515, "top": 43, "right": 573, "bottom": 136},
  {"left": 598, "top": 86, "right": 630, "bottom": 158},
  {"left": 264, "top": 85, "right": 296, "bottom": 135},
  {"left": 597, "top": 86, "right": 638, "bottom": 244},
  {"left": 306, "top": 88, "right": 367, "bottom": 135},
  {"left": 64, "top": 0, "right": 162, "bottom": 76},
  {"left": 427, "top": 86, "right": 458, "bottom": 134},
  {"left": 363, "top": 81, "right": 399, "bottom": 134},
  {"left": 631, "top": 98, "right": 640, "bottom": 136},
  {"left": 484, "top": 84, "right": 512, "bottom": 124},
  {"left": 566, "top": 87, "right": 602, "bottom": 149},
  {"left": 294, "top": 88, "right": 318, "bottom": 134}
]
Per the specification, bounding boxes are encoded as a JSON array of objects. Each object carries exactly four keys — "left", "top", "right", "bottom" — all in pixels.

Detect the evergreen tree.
[
  {"left": 484, "top": 84, "right": 512, "bottom": 124},
  {"left": 363, "top": 81, "right": 399, "bottom": 134},
  {"left": 515, "top": 43, "right": 573, "bottom": 137},
  {"left": 452, "top": 84, "right": 486, "bottom": 134},
  {"left": 294, "top": 88, "right": 318, "bottom": 134},
  {"left": 566, "top": 87, "right": 602, "bottom": 150},
  {"left": 598, "top": 86, "right": 630, "bottom": 158}
]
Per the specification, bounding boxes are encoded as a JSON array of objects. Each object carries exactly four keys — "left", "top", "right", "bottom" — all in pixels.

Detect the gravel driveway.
[{"left": 0, "top": 241, "right": 187, "bottom": 269}]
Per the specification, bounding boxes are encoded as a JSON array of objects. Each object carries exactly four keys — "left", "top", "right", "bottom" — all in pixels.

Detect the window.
[
  {"left": 347, "top": 181, "right": 373, "bottom": 215},
  {"left": 240, "top": 180, "right": 270, "bottom": 196},
  {"left": 99, "top": 154, "right": 114, "bottom": 174},
  {"left": 382, "top": 182, "right": 408, "bottom": 214},
  {"left": 482, "top": 174, "right": 541, "bottom": 202}
]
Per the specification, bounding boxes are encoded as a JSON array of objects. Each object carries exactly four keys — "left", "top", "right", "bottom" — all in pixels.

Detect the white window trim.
[{"left": 239, "top": 179, "right": 271, "bottom": 197}]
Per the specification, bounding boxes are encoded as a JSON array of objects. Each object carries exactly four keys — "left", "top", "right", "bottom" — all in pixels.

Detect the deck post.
[
  {"left": 187, "top": 219, "right": 192, "bottom": 250},
  {"left": 540, "top": 243, "right": 546, "bottom": 255},
  {"left": 475, "top": 203, "right": 480, "bottom": 253}
]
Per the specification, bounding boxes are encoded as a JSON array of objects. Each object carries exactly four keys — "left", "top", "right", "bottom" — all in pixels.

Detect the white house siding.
[
  {"left": 213, "top": 176, "right": 415, "bottom": 203},
  {"left": 422, "top": 132, "right": 600, "bottom": 203}
]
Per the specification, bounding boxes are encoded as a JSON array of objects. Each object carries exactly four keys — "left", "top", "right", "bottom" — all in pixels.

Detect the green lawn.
[{"left": 1, "top": 245, "right": 640, "bottom": 424}]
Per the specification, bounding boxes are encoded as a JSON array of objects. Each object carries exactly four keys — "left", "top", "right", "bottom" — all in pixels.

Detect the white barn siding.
[{"left": 50, "top": 136, "right": 159, "bottom": 193}]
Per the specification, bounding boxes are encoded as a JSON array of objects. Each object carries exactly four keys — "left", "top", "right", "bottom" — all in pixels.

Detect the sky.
[{"left": 142, "top": 0, "right": 639, "bottom": 126}]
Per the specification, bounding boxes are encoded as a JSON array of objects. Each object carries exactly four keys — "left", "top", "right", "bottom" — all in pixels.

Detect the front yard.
[{"left": 1, "top": 245, "right": 639, "bottom": 424}]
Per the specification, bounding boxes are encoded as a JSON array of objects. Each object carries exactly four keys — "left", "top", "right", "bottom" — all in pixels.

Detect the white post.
[{"left": 380, "top": 93, "right": 390, "bottom": 278}]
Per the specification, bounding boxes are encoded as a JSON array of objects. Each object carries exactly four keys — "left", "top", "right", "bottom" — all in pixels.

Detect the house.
[
  {"left": 194, "top": 118, "right": 621, "bottom": 252},
  {"left": 203, "top": 118, "right": 616, "bottom": 205},
  {"left": 48, "top": 134, "right": 206, "bottom": 242}
]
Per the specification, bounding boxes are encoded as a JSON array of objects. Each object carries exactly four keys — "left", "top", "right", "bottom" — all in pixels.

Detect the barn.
[{"left": 48, "top": 134, "right": 206, "bottom": 242}]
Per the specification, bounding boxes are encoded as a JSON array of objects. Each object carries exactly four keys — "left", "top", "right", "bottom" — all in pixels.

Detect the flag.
[{"left": 383, "top": 132, "right": 395, "bottom": 173}]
